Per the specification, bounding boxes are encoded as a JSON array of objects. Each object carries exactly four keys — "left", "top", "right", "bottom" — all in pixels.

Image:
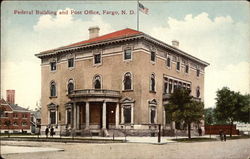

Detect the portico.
[{"left": 67, "top": 89, "right": 121, "bottom": 135}]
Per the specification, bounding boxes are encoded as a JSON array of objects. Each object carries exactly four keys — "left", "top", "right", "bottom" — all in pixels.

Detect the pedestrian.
[
  {"left": 219, "top": 129, "right": 223, "bottom": 141},
  {"left": 198, "top": 128, "right": 202, "bottom": 136},
  {"left": 50, "top": 126, "right": 54, "bottom": 137},
  {"left": 224, "top": 133, "right": 227, "bottom": 141},
  {"left": 45, "top": 127, "right": 49, "bottom": 138}
]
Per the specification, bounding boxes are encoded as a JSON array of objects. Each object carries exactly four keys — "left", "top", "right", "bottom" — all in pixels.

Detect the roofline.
[
  {"left": 35, "top": 33, "right": 143, "bottom": 58},
  {"left": 35, "top": 32, "right": 209, "bottom": 67},
  {"left": 142, "top": 34, "right": 209, "bottom": 67}
]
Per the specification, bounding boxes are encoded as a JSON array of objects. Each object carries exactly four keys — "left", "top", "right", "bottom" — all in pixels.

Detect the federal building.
[{"left": 35, "top": 27, "right": 209, "bottom": 136}]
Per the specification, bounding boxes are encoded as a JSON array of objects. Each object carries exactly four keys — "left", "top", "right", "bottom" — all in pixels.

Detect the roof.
[
  {"left": 39, "top": 28, "right": 142, "bottom": 54},
  {"left": 36, "top": 28, "right": 209, "bottom": 66},
  {"left": 0, "top": 98, "right": 29, "bottom": 112},
  {"left": 10, "top": 104, "right": 29, "bottom": 112},
  {"left": 0, "top": 98, "right": 8, "bottom": 105}
]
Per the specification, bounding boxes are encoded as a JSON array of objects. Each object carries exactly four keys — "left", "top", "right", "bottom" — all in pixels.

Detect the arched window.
[
  {"left": 50, "top": 81, "right": 56, "bottom": 97},
  {"left": 150, "top": 74, "right": 156, "bottom": 92},
  {"left": 68, "top": 79, "right": 74, "bottom": 94},
  {"left": 124, "top": 72, "right": 132, "bottom": 90},
  {"left": 196, "top": 86, "right": 200, "bottom": 98},
  {"left": 94, "top": 75, "right": 101, "bottom": 89}
]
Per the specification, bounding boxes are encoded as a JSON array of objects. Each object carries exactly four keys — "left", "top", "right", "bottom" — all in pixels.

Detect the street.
[{"left": 1, "top": 138, "right": 250, "bottom": 159}]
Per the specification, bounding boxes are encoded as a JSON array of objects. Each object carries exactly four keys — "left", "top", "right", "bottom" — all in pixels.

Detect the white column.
[
  {"left": 121, "top": 105, "right": 124, "bottom": 124},
  {"left": 85, "top": 102, "right": 89, "bottom": 129},
  {"left": 76, "top": 105, "right": 80, "bottom": 129},
  {"left": 102, "top": 101, "right": 106, "bottom": 129},
  {"left": 163, "top": 109, "right": 166, "bottom": 127},
  {"left": 73, "top": 102, "right": 77, "bottom": 129},
  {"left": 115, "top": 103, "right": 119, "bottom": 128},
  {"left": 55, "top": 106, "right": 58, "bottom": 125},
  {"left": 131, "top": 104, "right": 134, "bottom": 124}
]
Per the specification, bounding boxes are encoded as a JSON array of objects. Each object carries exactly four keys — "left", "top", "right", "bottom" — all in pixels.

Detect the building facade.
[
  {"left": 36, "top": 27, "right": 209, "bottom": 136},
  {"left": 0, "top": 99, "right": 31, "bottom": 133}
]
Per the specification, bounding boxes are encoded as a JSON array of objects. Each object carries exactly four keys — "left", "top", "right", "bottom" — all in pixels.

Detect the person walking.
[
  {"left": 224, "top": 133, "right": 227, "bottom": 141},
  {"left": 45, "top": 127, "right": 49, "bottom": 138},
  {"left": 50, "top": 127, "right": 54, "bottom": 137},
  {"left": 219, "top": 129, "right": 223, "bottom": 141}
]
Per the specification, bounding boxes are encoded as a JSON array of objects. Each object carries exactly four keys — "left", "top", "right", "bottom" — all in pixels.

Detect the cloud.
[
  {"left": 2, "top": 8, "right": 114, "bottom": 110},
  {"left": 33, "top": 8, "right": 114, "bottom": 52},
  {"left": 148, "top": 12, "right": 250, "bottom": 107}
]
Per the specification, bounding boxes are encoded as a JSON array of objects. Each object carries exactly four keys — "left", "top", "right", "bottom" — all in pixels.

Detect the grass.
[
  {"left": 226, "top": 135, "right": 250, "bottom": 140},
  {"left": 172, "top": 135, "right": 250, "bottom": 142},
  {"left": 171, "top": 137, "right": 218, "bottom": 142},
  {"left": 0, "top": 135, "right": 125, "bottom": 143}
]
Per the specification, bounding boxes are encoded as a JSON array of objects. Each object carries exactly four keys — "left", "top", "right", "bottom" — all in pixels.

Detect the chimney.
[
  {"left": 88, "top": 26, "right": 100, "bottom": 39},
  {"left": 172, "top": 40, "right": 179, "bottom": 48},
  {"left": 6, "top": 90, "right": 15, "bottom": 105}
]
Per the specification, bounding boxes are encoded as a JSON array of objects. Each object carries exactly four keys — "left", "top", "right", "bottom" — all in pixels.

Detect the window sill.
[
  {"left": 49, "top": 96, "right": 57, "bottom": 99},
  {"left": 124, "top": 58, "right": 132, "bottom": 62},
  {"left": 122, "top": 89, "right": 133, "bottom": 92},
  {"left": 68, "top": 67, "right": 74, "bottom": 70},
  {"left": 93, "top": 63, "right": 102, "bottom": 66},
  {"left": 149, "top": 91, "right": 156, "bottom": 93}
]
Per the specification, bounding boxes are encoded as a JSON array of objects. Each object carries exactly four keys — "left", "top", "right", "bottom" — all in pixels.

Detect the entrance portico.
[{"left": 67, "top": 89, "right": 121, "bottom": 136}]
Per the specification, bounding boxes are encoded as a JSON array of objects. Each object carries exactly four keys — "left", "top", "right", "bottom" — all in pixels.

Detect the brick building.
[
  {"left": 0, "top": 99, "right": 31, "bottom": 133},
  {"left": 35, "top": 27, "right": 209, "bottom": 136}
]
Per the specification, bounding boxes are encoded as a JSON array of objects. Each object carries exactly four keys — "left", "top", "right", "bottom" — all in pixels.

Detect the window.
[
  {"left": 22, "top": 122, "right": 27, "bottom": 126},
  {"left": 4, "top": 113, "right": 8, "bottom": 117},
  {"left": 169, "top": 80, "right": 173, "bottom": 93},
  {"left": 196, "top": 87, "right": 200, "bottom": 98},
  {"left": 50, "top": 111, "right": 56, "bottom": 124},
  {"left": 93, "top": 75, "right": 101, "bottom": 89},
  {"left": 50, "top": 62, "right": 56, "bottom": 71},
  {"left": 13, "top": 113, "right": 18, "bottom": 118},
  {"left": 4, "top": 120, "right": 11, "bottom": 126},
  {"left": 123, "top": 72, "right": 132, "bottom": 90},
  {"left": 167, "top": 56, "right": 171, "bottom": 67},
  {"left": 197, "top": 69, "right": 200, "bottom": 77},
  {"left": 67, "top": 110, "right": 71, "bottom": 125},
  {"left": 68, "top": 79, "right": 74, "bottom": 94},
  {"left": 124, "top": 48, "right": 132, "bottom": 60},
  {"left": 94, "top": 53, "right": 101, "bottom": 64},
  {"left": 13, "top": 121, "right": 18, "bottom": 126},
  {"left": 50, "top": 81, "right": 56, "bottom": 97},
  {"left": 185, "top": 65, "right": 189, "bottom": 73},
  {"left": 68, "top": 58, "right": 74, "bottom": 68},
  {"left": 149, "top": 99, "right": 157, "bottom": 124},
  {"left": 150, "top": 74, "right": 156, "bottom": 92},
  {"left": 151, "top": 51, "right": 156, "bottom": 62},
  {"left": 176, "top": 61, "right": 180, "bottom": 71},
  {"left": 123, "top": 106, "right": 131, "bottom": 124},
  {"left": 22, "top": 114, "right": 27, "bottom": 118},
  {"left": 150, "top": 109, "right": 156, "bottom": 124}
]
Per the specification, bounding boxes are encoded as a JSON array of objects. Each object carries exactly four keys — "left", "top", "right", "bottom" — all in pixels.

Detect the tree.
[
  {"left": 215, "top": 87, "right": 250, "bottom": 137},
  {"left": 204, "top": 108, "right": 215, "bottom": 125},
  {"left": 165, "top": 87, "right": 204, "bottom": 139}
]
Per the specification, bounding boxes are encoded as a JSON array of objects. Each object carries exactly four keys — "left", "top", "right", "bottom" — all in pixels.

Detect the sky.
[{"left": 1, "top": 1, "right": 249, "bottom": 110}]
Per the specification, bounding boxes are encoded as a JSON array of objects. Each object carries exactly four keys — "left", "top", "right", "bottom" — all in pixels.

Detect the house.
[
  {"left": 35, "top": 27, "right": 209, "bottom": 136},
  {"left": 0, "top": 99, "right": 31, "bottom": 134}
]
